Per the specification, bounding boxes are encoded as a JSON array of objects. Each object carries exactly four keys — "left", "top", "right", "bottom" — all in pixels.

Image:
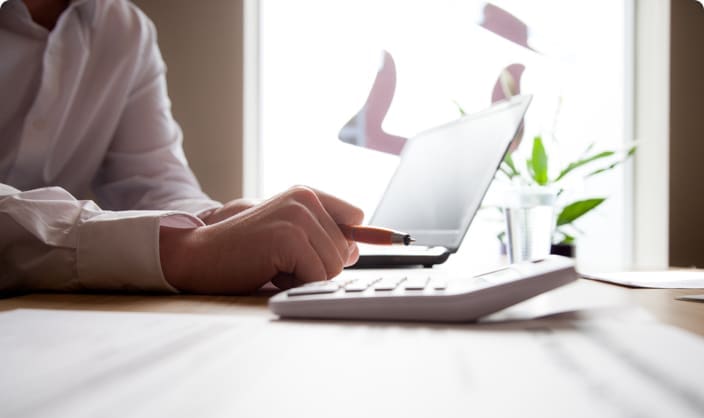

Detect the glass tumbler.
[{"left": 503, "top": 187, "right": 557, "bottom": 263}]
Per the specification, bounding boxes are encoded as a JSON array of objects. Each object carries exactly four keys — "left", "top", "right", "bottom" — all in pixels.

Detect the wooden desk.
[
  {"left": 1, "top": 279, "right": 703, "bottom": 336},
  {"left": 2, "top": 277, "right": 703, "bottom": 417}
]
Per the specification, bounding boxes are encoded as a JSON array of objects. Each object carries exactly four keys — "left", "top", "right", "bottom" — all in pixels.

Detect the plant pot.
[{"left": 550, "top": 243, "right": 575, "bottom": 258}]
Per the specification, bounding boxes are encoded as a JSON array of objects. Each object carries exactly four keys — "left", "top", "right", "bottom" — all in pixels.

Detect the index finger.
[{"left": 310, "top": 188, "right": 364, "bottom": 225}]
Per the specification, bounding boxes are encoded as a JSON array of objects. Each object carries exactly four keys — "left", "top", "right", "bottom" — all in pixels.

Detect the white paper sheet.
[
  {"left": 581, "top": 270, "right": 704, "bottom": 288},
  {"left": 1, "top": 308, "right": 704, "bottom": 418}
]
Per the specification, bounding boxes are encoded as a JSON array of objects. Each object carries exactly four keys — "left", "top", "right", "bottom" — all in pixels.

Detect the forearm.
[{"left": 1, "top": 184, "right": 195, "bottom": 293}]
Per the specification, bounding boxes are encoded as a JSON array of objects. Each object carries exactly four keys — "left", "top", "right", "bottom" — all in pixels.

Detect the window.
[{"left": 256, "top": 0, "right": 631, "bottom": 270}]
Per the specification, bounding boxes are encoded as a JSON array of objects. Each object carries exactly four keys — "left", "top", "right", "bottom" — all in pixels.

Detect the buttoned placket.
[{"left": 7, "top": 4, "right": 90, "bottom": 188}]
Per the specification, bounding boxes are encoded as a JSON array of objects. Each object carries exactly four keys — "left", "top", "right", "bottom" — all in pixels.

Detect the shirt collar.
[{"left": 2, "top": 0, "right": 98, "bottom": 30}]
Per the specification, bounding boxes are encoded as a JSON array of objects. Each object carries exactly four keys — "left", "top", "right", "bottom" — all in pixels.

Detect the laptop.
[{"left": 350, "top": 94, "right": 532, "bottom": 268}]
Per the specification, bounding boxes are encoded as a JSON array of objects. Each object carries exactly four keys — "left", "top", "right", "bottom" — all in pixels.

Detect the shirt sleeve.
[
  {"left": 91, "top": 7, "right": 221, "bottom": 216},
  {"left": 0, "top": 183, "right": 200, "bottom": 294}
]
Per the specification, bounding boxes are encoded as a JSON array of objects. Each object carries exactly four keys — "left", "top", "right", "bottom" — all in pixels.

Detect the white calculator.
[{"left": 269, "top": 255, "right": 577, "bottom": 322}]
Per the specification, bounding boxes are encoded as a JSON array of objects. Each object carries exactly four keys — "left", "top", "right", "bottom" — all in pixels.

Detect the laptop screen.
[{"left": 369, "top": 95, "right": 532, "bottom": 251}]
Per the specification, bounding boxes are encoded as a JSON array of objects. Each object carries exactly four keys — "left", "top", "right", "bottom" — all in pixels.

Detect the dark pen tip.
[{"left": 404, "top": 235, "right": 416, "bottom": 246}]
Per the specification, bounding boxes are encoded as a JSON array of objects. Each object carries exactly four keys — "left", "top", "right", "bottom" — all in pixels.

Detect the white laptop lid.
[{"left": 369, "top": 95, "right": 532, "bottom": 252}]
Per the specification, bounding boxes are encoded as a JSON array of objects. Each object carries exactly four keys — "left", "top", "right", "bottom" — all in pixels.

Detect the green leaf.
[
  {"left": 555, "top": 151, "right": 615, "bottom": 182},
  {"left": 556, "top": 198, "right": 606, "bottom": 226},
  {"left": 530, "top": 136, "right": 549, "bottom": 185},
  {"left": 498, "top": 165, "right": 514, "bottom": 179},
  {"left": 560, "top": 234, "right": 575, "bottom": 245},
  {"left": 552, "top": 227, "right": 575, "bottom": 245},
  {"left": 586, "top": 146, "right": 637, "bottom": 178},
  {"left": 503, "top": 153, "right": 520, "bottom": 178},
  {"left": 554, "top": 230, "right": 576, "bottom": 245}
]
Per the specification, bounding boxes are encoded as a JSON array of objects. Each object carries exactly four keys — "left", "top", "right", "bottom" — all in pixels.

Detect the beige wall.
[
  {"left": 132, "top": 0, "right": 245, "bottom": 202},
  {"left": 669, "top": 0, "right": 704, "bottom": 267}
]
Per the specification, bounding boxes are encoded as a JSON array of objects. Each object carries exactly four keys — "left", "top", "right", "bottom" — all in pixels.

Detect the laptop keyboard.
[{"left": 286, "top": 276, "right": 448, "bottom": 297}]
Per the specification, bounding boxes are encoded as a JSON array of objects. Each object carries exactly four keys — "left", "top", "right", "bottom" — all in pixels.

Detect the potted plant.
[
  {"left": 497, "top": 134, "right": 636, "bottom": 257},
  {"left": 457, "top": 63, "right": 636, "bottom": 258}
]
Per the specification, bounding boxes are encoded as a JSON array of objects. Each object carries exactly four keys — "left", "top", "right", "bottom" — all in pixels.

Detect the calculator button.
[
  {"left": 344, "top": 280, "right": 370, "bottom": 292},
  {"left": 374, "top": 277, "right": 406, "bottom": 291},
  {"left": 344, "top": 277, "right": 381, "bottom": 292},
  {"left": 287, "top": 281, "right": 340, "bottom": 296},
  {"left": 430, "top": 279, "right": 448, "bottom": 290},
  {"left": 404, "top": 277, "right": 429, "bottom": 290}
]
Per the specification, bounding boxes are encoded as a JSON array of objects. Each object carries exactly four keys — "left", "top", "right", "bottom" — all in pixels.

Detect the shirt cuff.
[
  {"left": 160, "top": 198, "right": 222, "bottom": 217},
  {"left": 77, "top": 210, "right": 203, "bottom": 293}
]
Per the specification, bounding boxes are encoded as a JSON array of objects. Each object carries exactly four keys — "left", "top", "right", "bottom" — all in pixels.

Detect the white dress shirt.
[{"left": 0, "top": 0, "right": 221, "bottom": 292}]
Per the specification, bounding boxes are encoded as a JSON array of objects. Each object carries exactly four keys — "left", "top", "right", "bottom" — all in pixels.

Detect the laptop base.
[{"left": 347, "top": 246, "right": 451, "bottom": 269}]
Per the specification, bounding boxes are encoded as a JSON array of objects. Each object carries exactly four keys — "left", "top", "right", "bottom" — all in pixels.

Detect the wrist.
[
  {"left": 159, "top": 225, "right": 201, "bottom": 291},
  {"left": 197, "top": 207, "right": 220, "bottom": 224}
]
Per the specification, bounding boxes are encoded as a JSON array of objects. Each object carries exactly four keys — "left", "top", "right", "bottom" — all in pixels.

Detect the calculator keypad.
[
  {"left": 286, "top": 281, "right": 340, "bottom": 296},
  {"left": 373, "top": 277, "right": 406, "bottom": 291},
  {"left": 286, "top": 275, "right": 447, "bottom": 297}
]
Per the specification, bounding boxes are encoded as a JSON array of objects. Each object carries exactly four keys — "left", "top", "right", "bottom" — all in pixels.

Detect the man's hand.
[
  {"left": 160, "top": 186, "right": 364, "bottom": 294},
  {"left": 199, "top": 198, "right": 259, "bottom": 225}
]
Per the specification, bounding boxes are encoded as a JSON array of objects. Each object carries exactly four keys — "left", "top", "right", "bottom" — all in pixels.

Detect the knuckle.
[
  {"left": 288, "top": 185, "right": 318, "bottom": 206},
  {"left": 280, "top": 201, "right": 313, "bottom": 225},
  {"left": 276, "top": 221, "right": 307, "bottom": 243}
]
